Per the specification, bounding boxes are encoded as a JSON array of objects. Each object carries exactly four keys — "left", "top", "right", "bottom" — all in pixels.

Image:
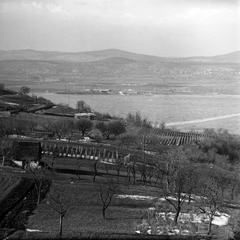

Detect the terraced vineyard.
[{"left": 120, "top": 128, "right": 213, "bottom": 146}]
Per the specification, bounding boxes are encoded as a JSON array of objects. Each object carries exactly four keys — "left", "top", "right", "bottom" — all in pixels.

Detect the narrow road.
[{"left": 166, "top": 113, "right": 240, "bottom": 126}]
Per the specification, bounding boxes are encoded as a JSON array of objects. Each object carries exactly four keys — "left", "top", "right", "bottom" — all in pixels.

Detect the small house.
[
  {"left": 74, "top": 112, "right": 96, "bottom": 120},
  {"left": 7, "top": 140, "right": 42, "bottom": 169}
]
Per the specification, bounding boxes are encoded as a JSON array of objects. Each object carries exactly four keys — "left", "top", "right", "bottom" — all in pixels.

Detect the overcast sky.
[{"left": 0, "top": 0, "right": 239, "bottom": 57}]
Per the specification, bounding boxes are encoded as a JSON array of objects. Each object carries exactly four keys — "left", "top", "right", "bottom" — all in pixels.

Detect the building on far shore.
[{"left": 74, "top": 112, "right": 96, "bottom": 120}]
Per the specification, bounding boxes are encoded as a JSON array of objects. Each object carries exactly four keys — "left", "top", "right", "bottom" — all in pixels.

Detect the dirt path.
[{"left": 166, "top": 113, "right": 240, "bottom": 126}]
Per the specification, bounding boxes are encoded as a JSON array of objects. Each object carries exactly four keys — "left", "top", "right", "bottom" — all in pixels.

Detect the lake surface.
[{"left": 36, "top": 92, "right": 240, "bottom": 134}]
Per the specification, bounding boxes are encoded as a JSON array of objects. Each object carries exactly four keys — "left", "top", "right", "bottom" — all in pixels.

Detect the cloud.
[
  {"left": 0, "top": 0, "right": 239, "bottom": 55},
  {"left": 45, "top": 4, "right": 62, "bottom": 13}
]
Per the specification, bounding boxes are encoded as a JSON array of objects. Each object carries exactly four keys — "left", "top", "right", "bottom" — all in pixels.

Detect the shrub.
[{"left": 126, "top": 112, "right": 152, "bottom": 128}]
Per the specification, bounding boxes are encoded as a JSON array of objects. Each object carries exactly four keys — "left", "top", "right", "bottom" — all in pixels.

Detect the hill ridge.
[{"left": 0, "top": 49, "right": 239, "bottom": 63}]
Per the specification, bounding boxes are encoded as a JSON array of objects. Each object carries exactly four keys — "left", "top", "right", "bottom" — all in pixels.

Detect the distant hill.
[
  {"left": 0, "top": 49, "right": 161, "bottom": 62},
  {"left": 0, "top": 49, "right": 239, "bottom": 63}
]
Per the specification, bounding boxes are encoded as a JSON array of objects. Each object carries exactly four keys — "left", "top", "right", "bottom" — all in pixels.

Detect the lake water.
[{"left": 36, "top": 92, "right": 240, "bottom": 134}]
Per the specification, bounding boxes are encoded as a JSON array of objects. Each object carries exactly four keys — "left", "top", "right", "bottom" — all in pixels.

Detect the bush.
[{"left": 126, "top": 112, "right": 152, "bottom": 128}]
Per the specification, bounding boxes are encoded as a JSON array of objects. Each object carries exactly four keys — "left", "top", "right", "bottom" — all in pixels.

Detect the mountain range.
[{"left": 0, "top": 49, "right": 239, "bottom": 63}]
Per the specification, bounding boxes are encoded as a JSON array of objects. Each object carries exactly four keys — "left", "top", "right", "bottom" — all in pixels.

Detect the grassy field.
[
  {"left": 26, "top": 180, "right": 159, "bottom": 237},
  {"left": 0, "top": 155, "right": 238, "bottom": 239}
]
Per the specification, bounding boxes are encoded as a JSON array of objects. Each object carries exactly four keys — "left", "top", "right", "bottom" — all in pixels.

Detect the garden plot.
[{"left": 116, "top": 194, "right": 230, "bottom": 236}]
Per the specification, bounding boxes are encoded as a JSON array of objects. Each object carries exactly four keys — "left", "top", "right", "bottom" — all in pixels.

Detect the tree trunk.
[
  {"left": 188, "top": 193, "right": 192, "bottom": 205},
  {"left": 102, "top": 207, "right": 106, "bottom": 219},
  {"left": 154, "top": 175, "right": 159, "bottom": 186},
  {"left": 37, "top": 182, "right": 42, "bottom": 204},
  {"left": 132, "top": 167, "right": 136, "bottom": 184},
  {"left": 174, "top": 206, "right": 181, "bottom": 225},
  {"left": 231, "top": 185, "right": 236, "bottom": 200},
  {"left": 59, "top": 214, "right": 63, "bottom": 236},
  {"left": 166, "top": 175, "right": 170, "bottom": 193},
  {"left": 93, "top": 162, "right": 97, "bottom": 182},
  {"left": 132, "top": 172, "right": 136, "bottom": 184},
  {"left": 207, "top": 215, "right": 213, "bottom": 235},
  {"left": 116, "top": 169, "right": 120, "bottom": 182}
]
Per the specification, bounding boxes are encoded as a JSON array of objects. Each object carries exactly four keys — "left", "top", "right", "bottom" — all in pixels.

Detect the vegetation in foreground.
[
  {"left": 0, "top": 93, "right": 240, "bottom": 239},
  {"left": 1, "top": 131, "right": 240, "bottom": 239}
]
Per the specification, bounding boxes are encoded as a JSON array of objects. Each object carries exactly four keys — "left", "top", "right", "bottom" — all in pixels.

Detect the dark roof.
[
  {"left": 26, "top": 104, "right": 56, "bottom": 113},
  {"left": 45, "top": 105, "right": 76, "bottom": 115},
  {"left": 0, "top": 88, "right": 18, "bottom": 95},
  {"left": 7, "top": 141, "right": 42, "bottom": 161}
]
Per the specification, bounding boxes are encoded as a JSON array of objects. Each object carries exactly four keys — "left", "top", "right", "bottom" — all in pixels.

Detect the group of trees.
[
  {"left": 0, "top": 112, "right": 126, "bottom": 141},
  {"left": 1, "top": 124, "right": 240, "bottom": 237},
  {"left": 38, "top": 133, "right": 240, "bottom": 237},
  {"left": 125, "top": 112, "right": 152, "bottom": 128},
  {"left": 19, "top": 86, "right": 30, "bottom": 95},
  {"left": 136, "top": 131, "right": 240, "bottom": 237}
]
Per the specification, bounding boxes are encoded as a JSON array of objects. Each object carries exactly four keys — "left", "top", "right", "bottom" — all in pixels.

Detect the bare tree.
[
  {"left": 76, "top": 100, "right": 91, "bottom": 113},
  {"left": 22, "top": 114, "right": 39, "bottom": 133},
  {"left": 108, "top": 120, "right": 126, "bottom": 136},
  {"left": 0, "top": 139, "right": 11, "bottom": 166},
  {"left": 64, "top": 119, "right": 77, "bottom": 142},
  {"left": 30, "top": 165, "right": 48, "bottom": 204},
  {"left": 130, "top": 161, "right": 137, "bottom": 184},
  {"left": 146, "top": 165, "right": 154, "bottom": 184},
  {"left": 195, "top": 167, "right": 228, "bottom": 235},
  {"left": 98, "top": 179, "right": 118, "bottom": 219},
  {"left": 161, "top": 149, "right": 195, "bottom": 224},
  {"left": 75, "top": 118, "right": 93, "bottom": 137},
  {"left": 51, "top": 145, "right": 59, "bottom": 168},
  {"left": 95, "top": 121, "right": 110, "bottom": 139},
  {"left": 19, "top": 86, "right": 30, "bottom": 95},
  {"left": 47, "top": 184, "right": 73, "bottom": 236},
  {"left": 229, "top": 163, "right": 240, "bottom": 200},
  {"left": 138, "top": 163, "right": 147, "bottom": 185},
  {"left": 92, "top": 159, "right": 99, "bottom": 182},
  {"left": 114, "top": 156, "right": 124, "bottom": 183},
  {"left": 12, "top": 118, "right": 28, "bottom": 138}
]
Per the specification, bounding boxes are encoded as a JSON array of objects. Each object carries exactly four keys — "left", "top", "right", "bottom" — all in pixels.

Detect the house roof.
[
  {"left": 75, "top": 113, "right": 96, "bottom": 117},
  {"left": 7, "top": 140, "right": 42, "bottom": 161},
  {"left": 26, "top": 104, "right": 56, "bottom": 113},
  {"left": 44, "top": 105, "right": 76, "bottom": 115}
]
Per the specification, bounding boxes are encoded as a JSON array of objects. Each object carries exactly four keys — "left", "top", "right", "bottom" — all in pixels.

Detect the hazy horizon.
[
  {"left": 0, "top": 47, "right": 239, "bottom": 59},
  {"left": 0, "top": 0, "right": 239, "bottom": 57}
]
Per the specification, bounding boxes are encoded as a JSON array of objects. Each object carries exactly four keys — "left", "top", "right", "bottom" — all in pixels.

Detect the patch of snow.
[
  {"left": 212, "top": 213, "right": 230, "bottom": 226},
  {"left": 116, "top": 194, "right": 156, "bottom": 200},
  {"left": 157, "top": 211, "right": 230, "bottom": 227},
  {"left": 26, "top": 229, "right": 42, "bottom": 232},
  {"left": 165, "top": 196, "right": 178, "bottom": 201},
  {"left": 148, "top": 207, "right": 155, "bottom": 211},
  {"left": 12, "top": 160, "right": 23, "bottom": 167},
  {"left": 172, "top": 229, "right": 180, "bottom": 234},
  {"left": 181, "top": 230, "right": 189, "bottom": 235},
  {"left": 159, "top": 197, "right": 166, "bottom": 201}
]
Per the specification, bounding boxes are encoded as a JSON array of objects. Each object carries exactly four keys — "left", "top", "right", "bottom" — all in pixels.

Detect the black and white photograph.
[{"left": 0, "top": 0, "right": 239, "bottom": 239}]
